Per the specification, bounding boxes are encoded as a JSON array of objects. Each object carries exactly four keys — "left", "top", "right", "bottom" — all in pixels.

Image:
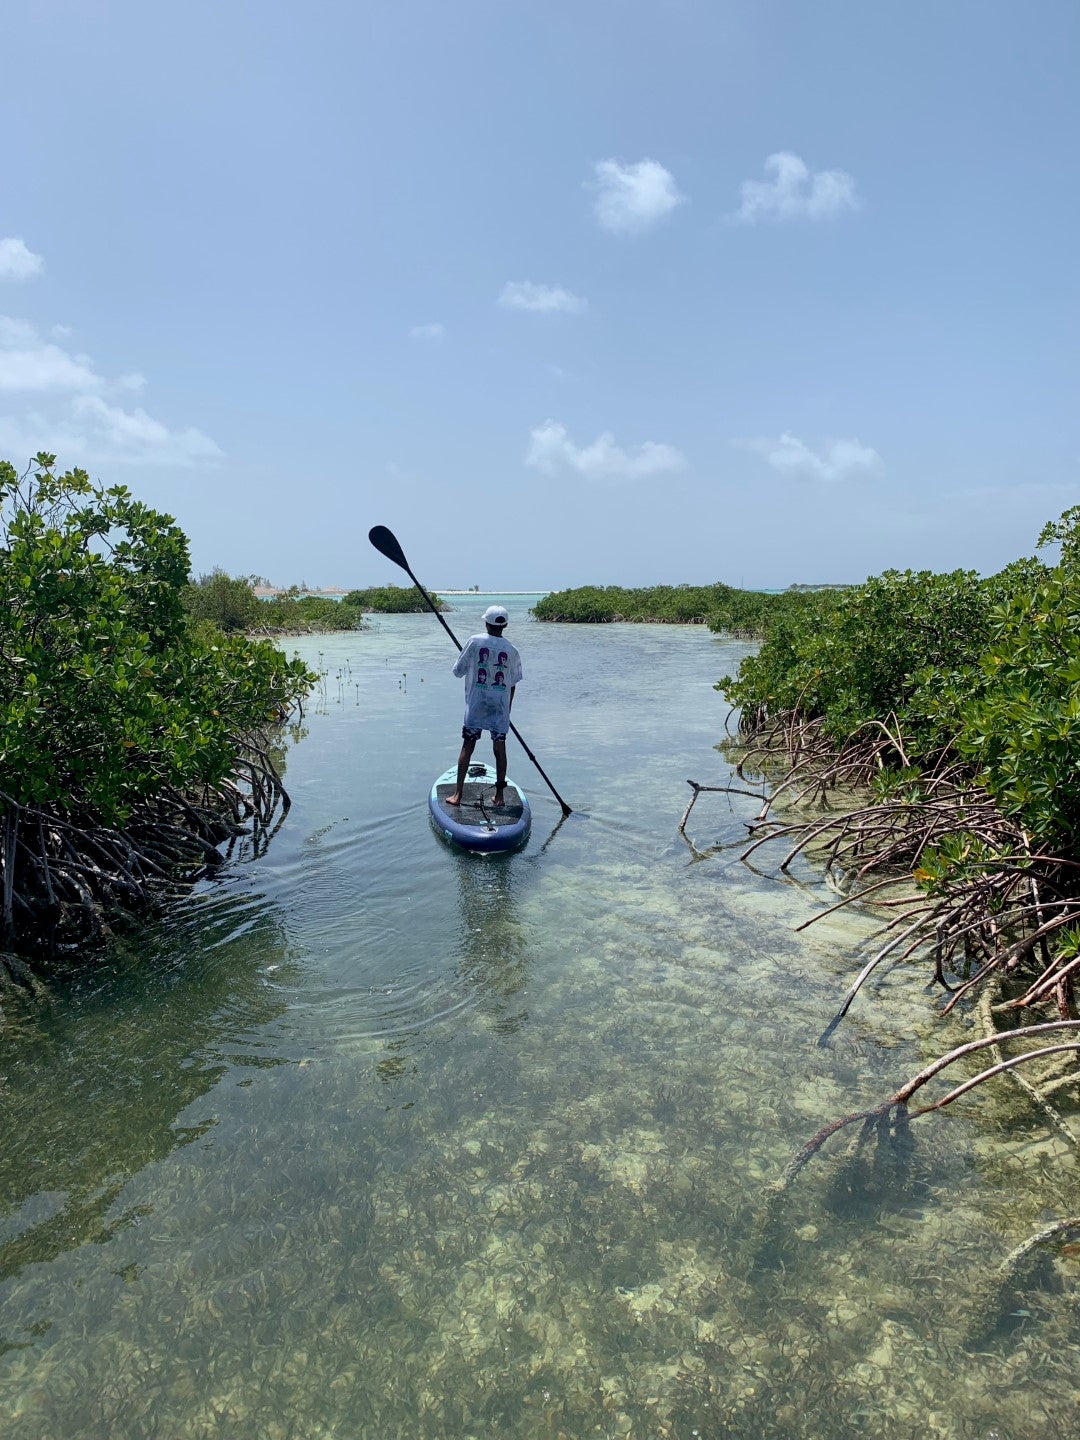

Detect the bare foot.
[
  {"left": 492, "top": 789, "right": 506, "bottom": 807},
  {"left": 445, "top": 792, "right": 462, "bottom": 805}
]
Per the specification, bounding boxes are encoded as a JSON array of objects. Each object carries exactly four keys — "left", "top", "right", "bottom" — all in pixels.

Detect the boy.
[{"left": 445, "top": 605, "right": 523, "bottom": 808}]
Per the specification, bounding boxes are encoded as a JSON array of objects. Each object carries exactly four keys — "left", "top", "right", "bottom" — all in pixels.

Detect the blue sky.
[{"left": 2, "top": 1, "right": 1077, "bottom": 589}]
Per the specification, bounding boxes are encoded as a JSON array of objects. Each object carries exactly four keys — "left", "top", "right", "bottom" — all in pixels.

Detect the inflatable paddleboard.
[{"left": 429, "top": 762, "right": 531, "bottom": 852}]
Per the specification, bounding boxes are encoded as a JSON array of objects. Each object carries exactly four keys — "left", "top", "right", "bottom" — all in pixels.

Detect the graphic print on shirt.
[{"left": 455, "top": 632, "right": 520, "bottom": 736}]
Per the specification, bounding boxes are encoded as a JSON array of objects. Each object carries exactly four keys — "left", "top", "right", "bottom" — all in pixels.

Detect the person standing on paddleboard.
[{"left": 446, "top": 605, "right": 523, "bottom": 808}]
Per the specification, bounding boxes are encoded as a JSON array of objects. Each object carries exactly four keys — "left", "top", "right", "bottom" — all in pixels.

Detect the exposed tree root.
[
  {"left": 976, "top": 988, "right": 1080, "bottom": 1149},
  {"left": 682, "top": 708, "right": 1080, "bottom": 1038},
  {"left": 690, "top": 708, "right": 1080, "bottom": 1267},
  {"left": 0, "top": 723, "right": 293, "bottom": 968},
  {"left": 965, "top": 1215, "right": 1080, "bottom": 1347},
  {"left": 767, "top": 1020, "right": 1080, "bottom": 1201}
]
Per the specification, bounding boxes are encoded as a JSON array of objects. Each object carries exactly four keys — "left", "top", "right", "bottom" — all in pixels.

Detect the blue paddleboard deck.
[{"left": 429, "top": 762, "right": 531, "bottom": 851}]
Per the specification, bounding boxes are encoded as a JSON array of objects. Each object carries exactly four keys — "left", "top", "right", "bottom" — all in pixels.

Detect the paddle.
[{"left": 368, "top": 525, "right": 572, "bottom": 817}]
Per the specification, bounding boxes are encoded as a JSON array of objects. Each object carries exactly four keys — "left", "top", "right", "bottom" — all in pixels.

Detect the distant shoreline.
[{"left": 435, "top": 589, "right": 549, "bottom": 596}]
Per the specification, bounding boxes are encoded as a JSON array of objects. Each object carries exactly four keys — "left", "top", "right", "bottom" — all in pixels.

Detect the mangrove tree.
[{"left": 0, "top": 455, "right": 314, "bottom": 967}]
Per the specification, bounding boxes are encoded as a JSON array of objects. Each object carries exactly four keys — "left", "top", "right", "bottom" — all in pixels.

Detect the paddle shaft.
[{"left": 369, "top": 531, "right": 572, "bottom": 817}]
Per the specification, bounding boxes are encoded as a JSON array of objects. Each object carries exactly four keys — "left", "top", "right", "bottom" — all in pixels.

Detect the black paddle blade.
[{"left": 368, "top": 525, "right": 409, "bottom": 572}]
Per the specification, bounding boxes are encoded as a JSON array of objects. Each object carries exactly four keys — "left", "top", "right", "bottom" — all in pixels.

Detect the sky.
[{"left": 2, "top": 0, "right": 1078, "bottom": 590}]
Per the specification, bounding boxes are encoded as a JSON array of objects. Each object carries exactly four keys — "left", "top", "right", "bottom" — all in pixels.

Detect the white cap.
[{"left": 482, "top": 604, "right": 509, "bottom": 627}]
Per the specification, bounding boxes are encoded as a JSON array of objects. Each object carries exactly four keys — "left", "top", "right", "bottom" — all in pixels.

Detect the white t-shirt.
[{"left": 453, "top": 632, "right": 523, "bottom": 734}]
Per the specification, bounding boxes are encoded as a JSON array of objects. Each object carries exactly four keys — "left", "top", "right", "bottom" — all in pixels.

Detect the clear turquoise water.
[{"left": 1, "top": 596, "right": 1078, "bottom": 1439}]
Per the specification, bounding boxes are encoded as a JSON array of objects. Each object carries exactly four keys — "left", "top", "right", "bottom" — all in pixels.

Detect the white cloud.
[
  {"left": 0, "top": 317, "right": 100, "bottom": 392},
  {"left": 591, "top": 158, "right": 685, "bottom": 235},
  {"left": 734, "top": 152, "right": 859, "bottom": 223},
  {"left": 410, "top": 322, "right": 446, "bottom": 341},
  {"left": 499, "top": 281, "right": 587, "bottom": 315},
  {"left": 0, "top": 316, "right": 221, "bottom": 466},
  {"left": 527, "top": 420, "right": 685, "bottom": 482},
  {"left": 0, "top": 238, "right": 44, "bottom": 281},
  {"left": 75, "top": 396, "right": 221, "bottom": 463},
  {"left": 0, "top": 400, "right": 222, "bottom": 469},
  {"left": 740, "top": 431, "right": 882, "bottom": 482},
  {"left": 0, "top": 318, "right": 43, "bottom": 348}
]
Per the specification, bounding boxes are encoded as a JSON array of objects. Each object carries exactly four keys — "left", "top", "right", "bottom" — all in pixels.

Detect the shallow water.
[{"left": 1, "top": 598, "right": 1079, "bottom": 1439}]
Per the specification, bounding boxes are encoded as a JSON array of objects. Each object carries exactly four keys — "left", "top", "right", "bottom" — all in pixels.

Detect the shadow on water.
[
  {"left": 451, "top": 847, "right": 530, "bottom": 1037},
  {"left": 0, "top": 888, "right": 296, "bottom": 1299},
  {"left": 371, "top": 843, "right": 533, "bottom": 1083}
]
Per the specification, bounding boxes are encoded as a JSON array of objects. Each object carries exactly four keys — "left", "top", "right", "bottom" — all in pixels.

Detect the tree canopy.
[
  {"left": 718, "top": 517, "right": 1080, "bottom": 850},
  {"left": 533, "top": 581, "right": 830, "bottom": 634},
  {"left": 342, "top": 584, "right": 444, "bottom": 613},
  {"left": 0, "top": 455, "right": 314, "bottom": 953}
]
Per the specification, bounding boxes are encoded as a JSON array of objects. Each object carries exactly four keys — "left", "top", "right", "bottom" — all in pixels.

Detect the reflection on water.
[
  {"left": 1, "top": 599, "right": 1078, "bottom": 1438},
  {"left": 453, "top": 849, "right": 531, "bottom": 1036},
  {"left": 0, "top": 889, "right": 296, "bottom": 1299}
]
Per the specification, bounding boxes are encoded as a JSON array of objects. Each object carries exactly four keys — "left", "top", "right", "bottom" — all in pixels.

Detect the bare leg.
[
  {"left": 446, "top": 735, "right": 477, "bottom": 805},
  {"left": 492, "top": 735, "right": 507, "bottom": 805}
]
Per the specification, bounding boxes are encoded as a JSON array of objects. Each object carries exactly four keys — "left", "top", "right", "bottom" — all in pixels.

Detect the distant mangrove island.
[
  {"left": 183, "top": 576, "right": 448, "bottom": 635},
  {"left": 532, "top": 582, "right": 838, "bottom": 637}
]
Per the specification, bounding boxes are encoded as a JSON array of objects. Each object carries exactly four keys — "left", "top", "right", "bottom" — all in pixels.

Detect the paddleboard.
[{"left": 429, "top": 762, "right": 531, "bottom": 852}]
